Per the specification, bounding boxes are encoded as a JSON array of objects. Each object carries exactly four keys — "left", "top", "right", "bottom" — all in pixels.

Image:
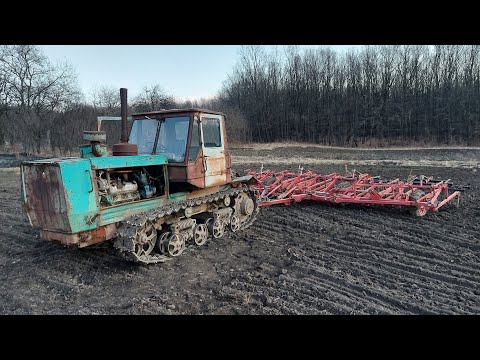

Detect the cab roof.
[{"left": 132, "top": 108, "right": 224, "bottom": 118}]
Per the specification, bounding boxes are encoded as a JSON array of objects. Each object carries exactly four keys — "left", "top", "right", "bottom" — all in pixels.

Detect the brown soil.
[{"left": 0, "top": 147, "right": 479, "bottom": 314}]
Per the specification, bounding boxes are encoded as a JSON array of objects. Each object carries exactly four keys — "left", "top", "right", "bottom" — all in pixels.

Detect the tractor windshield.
[
  {"left": 128, "top": 119, "right": 158, "bottom": 154},
  {"left": 128, "top": 116, "right": 190, "bottom": 162},
  {"left": 155, "top": 116, "right": 190, "bottom": 162}
]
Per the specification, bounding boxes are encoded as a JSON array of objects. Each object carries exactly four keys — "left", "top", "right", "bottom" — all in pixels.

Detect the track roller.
[
  {"left": 193, "top": 224, "right": 208, "bottom": 246},
  {"left": 165, "top": 233, "right": 185, "bottom": 257},
  {"left": 230, "top": 214, "right": 240, "bottom": 232},
  {"left": 211, "top": 219, "right": 224, "bottom": 238}
]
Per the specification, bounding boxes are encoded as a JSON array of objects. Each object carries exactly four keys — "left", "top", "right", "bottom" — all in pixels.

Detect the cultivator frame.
[{"left": 245, "top": 168, "right": 462, "bottom": 216}]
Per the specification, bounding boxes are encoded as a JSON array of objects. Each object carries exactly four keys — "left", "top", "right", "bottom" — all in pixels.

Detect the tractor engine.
[{"left": 96, "top": 168, "right": 161, "bottom": 207}]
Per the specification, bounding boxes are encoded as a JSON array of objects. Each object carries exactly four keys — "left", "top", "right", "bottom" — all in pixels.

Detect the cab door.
[{"left": 200, "top": 114, "right": 227, "bottom": 187}]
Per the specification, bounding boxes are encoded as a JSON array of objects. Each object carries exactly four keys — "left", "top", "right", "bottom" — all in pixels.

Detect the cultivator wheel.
[
  {"left": 415, "top": 206, "right": 427, "bottom": 217},
  {"left": 193, "top": 224, "right": 208, "bottom": 246}
]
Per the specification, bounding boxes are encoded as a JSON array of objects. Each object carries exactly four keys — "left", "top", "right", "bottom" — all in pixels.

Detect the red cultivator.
[{"left": 245, "top": 168, "right": 463, "bottom": 216}]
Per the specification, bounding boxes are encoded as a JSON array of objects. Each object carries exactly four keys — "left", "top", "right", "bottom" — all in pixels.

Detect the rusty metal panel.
[
  {"left": 40, "top": 229, "right": 80, "bottom": 245},
  {"left": 186, "top": 169, "right": 205, "bottom": 188},
  {"left": 201, "top": 114, "right": 228, "bottom": 187},
  {"left": 204, "top": 154, "right": 228, "bottom": 187},
  {"left": 40, "top": 223, "right": 117, "bottom": 247},
  {"left": 168, "top": 146, "right": 206, "bottom": 188},
  {"left": 22, "top": 163, "right": 71, "bottom": 232},
  {"left": 186, "top": 146, "right": 206, "bottom": 188},
  {"left": 22, "top": 158, "right": 99, "bottom": 234},
  {"left": 78, "top": 224, "right": 117, "bottom": 247}
]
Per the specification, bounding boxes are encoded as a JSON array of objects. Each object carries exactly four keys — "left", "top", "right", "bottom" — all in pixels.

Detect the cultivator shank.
[{"left": 245, "top": 168, "right": 462, "bottom": 216}]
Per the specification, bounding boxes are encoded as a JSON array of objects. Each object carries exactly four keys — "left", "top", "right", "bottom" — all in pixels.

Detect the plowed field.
[{"left": 0, "top": 147, "right": 479, "bottom": 314}]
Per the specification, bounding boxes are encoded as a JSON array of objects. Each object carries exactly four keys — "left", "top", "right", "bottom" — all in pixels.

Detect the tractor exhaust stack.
[
  {"left": 112, "top": 88, "right": 138, "bottom": 156},
  {"left": 120, "top": 87, "right": 129, "bottom": 143}
]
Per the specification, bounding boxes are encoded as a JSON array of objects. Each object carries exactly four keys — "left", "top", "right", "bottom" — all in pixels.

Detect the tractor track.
[{"left": 0, "top": 147, "right": 479, "bottom": 314}]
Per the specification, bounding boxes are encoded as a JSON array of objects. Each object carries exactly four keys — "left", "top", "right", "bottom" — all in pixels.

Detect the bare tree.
[
  {"left": 0, "top": 45, "right": 81, "bottom": 153},
  {"left": 91, "top": 85, "right": 121, "bottom": 113},
  {"left": 132, "top": 84, "right": 175, "bottom": 112},
  {"left": 0, "top": 54, "right": 8, "bottom": 145}
]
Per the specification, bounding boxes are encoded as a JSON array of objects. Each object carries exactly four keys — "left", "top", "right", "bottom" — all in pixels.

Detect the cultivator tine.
[{"left": 245, "top": 168, "right": 463, "bottom": 216}]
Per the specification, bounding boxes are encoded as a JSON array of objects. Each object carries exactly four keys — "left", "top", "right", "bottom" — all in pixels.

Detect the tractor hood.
[{"left": 21, "top": 155, "right": 168, "bottom": 234}]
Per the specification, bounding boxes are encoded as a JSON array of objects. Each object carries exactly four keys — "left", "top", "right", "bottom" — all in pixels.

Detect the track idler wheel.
[
  {"left": 240, "top": 198, "right": 255, "bottom": 216},
  {"left": 193, "top": 224, "right": 208, "bottom": 246},
  {"left": 230, "top": 215, "right": 240, "bottom": 232}
]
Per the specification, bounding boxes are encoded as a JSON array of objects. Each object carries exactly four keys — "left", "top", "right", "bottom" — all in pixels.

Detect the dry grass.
[
  {"left": 234, "top": 141, "right": 480, "bottom": 151},
  {"left": 232, "top": 155, "right": 480, "bottom": 169}
]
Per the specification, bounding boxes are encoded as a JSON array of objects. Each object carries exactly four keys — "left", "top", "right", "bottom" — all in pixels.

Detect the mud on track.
[{"left": 0, "top": 147, "right": 479, "bottom": 314}]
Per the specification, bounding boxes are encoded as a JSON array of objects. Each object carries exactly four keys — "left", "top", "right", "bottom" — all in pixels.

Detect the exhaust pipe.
[
  {"left": 120, "top": 88, "right": 128, "bottom": 143},
  {"left": 112, "top": 88, "right": 138, "bottom": 156}
]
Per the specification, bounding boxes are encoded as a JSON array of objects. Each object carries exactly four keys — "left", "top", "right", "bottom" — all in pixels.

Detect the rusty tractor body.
[{"left": 21, "top": 89, "right": 258, "bottom": 264}]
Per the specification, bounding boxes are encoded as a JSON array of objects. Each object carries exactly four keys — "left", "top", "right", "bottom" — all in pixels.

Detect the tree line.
[
  {"left": 217, "top": 45, "right": 480, "bottom": 146},
  {"left": 1, "top": 45, "right": 479, "bottom": 155}
]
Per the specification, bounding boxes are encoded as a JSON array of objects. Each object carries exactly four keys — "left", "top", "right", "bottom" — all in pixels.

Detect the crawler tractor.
[{"left": 21, "top": 89, "right": 258, "bottom": 264}]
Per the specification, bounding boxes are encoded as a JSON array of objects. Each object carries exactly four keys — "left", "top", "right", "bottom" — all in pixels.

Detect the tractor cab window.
[
  {"left": 189, "top": 120, "right": 200, "bottom": 162},
  {"left": 202, "top": 117, "right": 222, "bottom": 147},
  {"left": 128, "top": 119, "right": 159, "bottom": 154},
  {"left": 155, "top": 116, "right": 190, "bottom": 162}
]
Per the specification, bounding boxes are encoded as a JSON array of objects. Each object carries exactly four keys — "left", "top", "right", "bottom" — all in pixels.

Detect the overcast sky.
[{"left": 41, "top": 45, "right": 364, "bottom": 102}]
